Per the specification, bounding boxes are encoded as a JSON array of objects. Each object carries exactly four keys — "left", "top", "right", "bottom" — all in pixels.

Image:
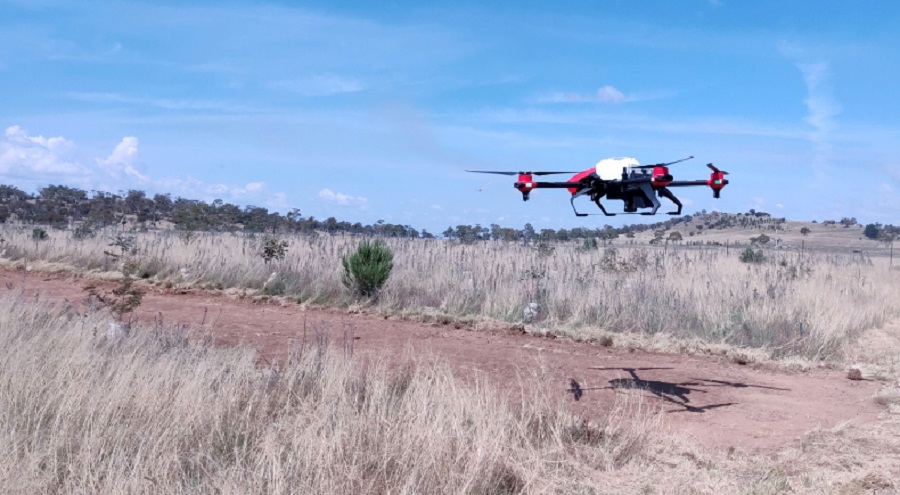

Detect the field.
[{"left": 1, "top": 223, "right": 899, "bottom": 493}]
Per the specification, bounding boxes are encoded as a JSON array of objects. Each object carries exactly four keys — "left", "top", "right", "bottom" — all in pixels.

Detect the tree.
[
  {"left": 668, "top": 231, "right": 683, "bottom": 242},
  {"left": 522, "top": 223, "right": 536, "bottom": 244},
  {"left": 800, "top": 227, "right": 811, "bottom": 236},
  {"left": 750, "top": 233, "right": 770, "bottom": 246},
  {"left": 864, "top": 224, "right": 880, "bottom": 240}
]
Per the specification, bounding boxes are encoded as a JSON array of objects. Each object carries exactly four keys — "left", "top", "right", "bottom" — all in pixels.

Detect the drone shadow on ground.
[{"left": 568, "top": 367, "right": 790, "bottom": 414}]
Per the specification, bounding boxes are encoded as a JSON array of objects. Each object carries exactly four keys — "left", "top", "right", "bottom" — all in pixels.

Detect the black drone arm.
[
  {"left": 665, "top": 180, "right": 709, "bottom": 187},
  {"left": 518, "top": 182, "right": 583, "bottom": 189}
]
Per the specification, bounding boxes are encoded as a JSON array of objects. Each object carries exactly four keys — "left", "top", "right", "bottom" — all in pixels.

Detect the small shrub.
[
  {"left": 261, "top": 237, "right": 288, "bottom": 264},
  {"left": 108, "top": 234, "right": 137, "bottom": 257},
  {"left": 85, "top": 277, "right": 144, "bottom": 322},
  {"left": 179, "top": 228, "right": 197, "bottom": 245},
  {"left": 739, "top": 247, "right": 765, "bottom": 264},
  {"left": 533, "top": 242, "right": 555, "bottom": 257},
  {"left": 341, "top": 240, "right": 393, "bottom": 298},
  {"left": 32, "top": 228, "right": 48, "bottom": 241},
  {"left": 582, "top": 238, "right": 598, "bottom": 250},
  {"left": 72, "top": 222, "right": 96, "bottom": 239}
]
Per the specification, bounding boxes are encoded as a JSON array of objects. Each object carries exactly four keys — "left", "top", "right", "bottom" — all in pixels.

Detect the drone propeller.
[
  {"left": 707, "top": 163, "right": 729, "bottom": 175},
  {"left": 633, "top": 156, "right": 695, "bottom": 169},
  {"left": 466, "top": 170, "right": 579, "bottom": 176}
]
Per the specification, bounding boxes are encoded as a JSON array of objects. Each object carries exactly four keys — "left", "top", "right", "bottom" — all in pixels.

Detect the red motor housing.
[
  {"left": 651, "top": 166, "right": 672, "bottom": 187},
  {"left": 707, "top": 171, "right": 728, "bottom": 198},
  {"left": 515, "top": 173, "right": 535, "bottom": 201}
]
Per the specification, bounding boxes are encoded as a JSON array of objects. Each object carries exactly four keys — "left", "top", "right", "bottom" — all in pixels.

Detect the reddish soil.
[{"left": 2, "top": 267, "right": 883, "bottom": 452}]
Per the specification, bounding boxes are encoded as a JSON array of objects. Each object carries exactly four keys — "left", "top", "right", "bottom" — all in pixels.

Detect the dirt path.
[{"left": 2, "top": 267, "right": 883, "bottom": 452}]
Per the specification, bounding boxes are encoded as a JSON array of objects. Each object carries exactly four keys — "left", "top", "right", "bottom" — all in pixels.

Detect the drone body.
[{"left": 467, "top": 156, "right": 728, "bottom": 217}]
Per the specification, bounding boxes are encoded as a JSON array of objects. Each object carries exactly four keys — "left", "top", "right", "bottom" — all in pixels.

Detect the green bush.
[
  {"left": 32, "top": 228, "right": 48, "bottom": 241},
  {"left": 739, "top": 247, "right": 765, "bottom": 264},
  {"left": 341, "top": 240, "right": 394, "bottom": 298},
  {"left": 260, "top": 237, "right": 288, "bottom": 264}
]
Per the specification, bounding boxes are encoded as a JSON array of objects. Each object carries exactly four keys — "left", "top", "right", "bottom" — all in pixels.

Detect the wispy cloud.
[
  {"left": 536, "top": 85, "right": 665, "bottom": 104},
  {"left": 798, "top": 62, "right": 841, "bottom": 139},
  {"left": 464, "top": 107, "right": 805, "bottom": 140},
  {"left": 67, "top": 92, "right": 251, "bottom": 112},
  {"left": 269, "top": 75, "right": 365, "bottom": 97},
  {"left": 318, "top": 188, "right": 368, "bottom": 207}
]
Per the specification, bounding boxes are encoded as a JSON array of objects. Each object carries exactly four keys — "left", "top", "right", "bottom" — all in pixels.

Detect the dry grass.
[
  {"left": 1, "top": 293, "right": 898, "bottom": 494},
  {"left": 0, "top": 293, "right": 664, "bottom": 494},
  {"left": 2, "top": 224, "right": 898, "bottom": 362}
]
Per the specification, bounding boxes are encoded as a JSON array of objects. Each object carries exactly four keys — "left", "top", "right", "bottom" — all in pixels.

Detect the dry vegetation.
[
  {"left": 1, "top": 222, "right": 899, "bottom": 493},
  {"left": 1, "top": 291, "right": 898, "bottom": 494},
  {"left": 3, "top": 224, "right": 898, "bottom": 363}
]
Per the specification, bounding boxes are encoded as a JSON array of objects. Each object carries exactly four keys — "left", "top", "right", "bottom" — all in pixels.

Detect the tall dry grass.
[
  {"left": 0, "top": 292, "right": 662, "bottom": 494},
  {"left": 2, "top": 224, "right": 898, "bottom": 360},
  {"left": 2, "top": 293, "right": 898, "bottom": 494}
]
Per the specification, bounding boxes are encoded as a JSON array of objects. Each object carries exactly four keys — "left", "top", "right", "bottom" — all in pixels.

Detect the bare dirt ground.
[{"left": 2, "top": 267, "right": 884, "bottom": 453}]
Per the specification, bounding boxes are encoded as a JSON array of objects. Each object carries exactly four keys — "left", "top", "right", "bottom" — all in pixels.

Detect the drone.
[{"left": 467, "top": 156, "right": 729, "bottom": 216}]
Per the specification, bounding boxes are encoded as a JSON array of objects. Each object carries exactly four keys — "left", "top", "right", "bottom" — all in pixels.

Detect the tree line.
[{"left": 2, "top": 183, "right": 893, "bottom": 243}]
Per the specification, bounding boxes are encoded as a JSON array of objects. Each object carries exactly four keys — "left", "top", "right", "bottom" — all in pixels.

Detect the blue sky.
[{"left": 1, "top": 0, "right": 899, "bottom": 232}]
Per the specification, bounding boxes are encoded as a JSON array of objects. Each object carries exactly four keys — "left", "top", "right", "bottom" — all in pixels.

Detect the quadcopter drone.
[{"left": 467, "top": 156, "right": 729, "bottom": 216}]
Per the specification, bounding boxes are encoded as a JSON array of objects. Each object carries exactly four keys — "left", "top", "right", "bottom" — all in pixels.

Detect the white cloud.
[
  {"left": 0, "top": 126, "right": 88, "bottom": 180},
  {"left": 537, "top": 85, "right": 647, "bottom": 104},
  {"left": 1, "top": 124, "right": 284, "bottom": 209},
  {"left": 269, "top": 75, "right": 364, "bottom": 97},
  {"left": 97, "top": 136, "right": 147, "bottom": 182},
  {"left": 201, "top": 181, "right": 267, "bottom": 199},
  {"left": 318, "top": 188, "right": 368, "bottom": 206},
  {"left": 595, "top": 85, "right": 626, "bottom": 103},
  {"left": 267, "top": 192, "right": 289, "bottom": 209}
]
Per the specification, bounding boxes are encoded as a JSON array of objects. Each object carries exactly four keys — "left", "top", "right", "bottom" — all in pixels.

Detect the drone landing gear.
[
  {"left": 591, "top": 196, "right": 615, "bottom": 216},
  {"left": 570, "top": 194, "right": 616, "bottom": 217},
  {"left": 656, "top": 187, "right": 683, "bottom": 215}
]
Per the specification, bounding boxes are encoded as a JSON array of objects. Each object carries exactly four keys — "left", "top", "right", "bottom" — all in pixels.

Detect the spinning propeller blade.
[
  {"left": 633, "top": 156, "right": 695, "bottom": 169},
  {"left": 707, "top": 163, "right": 729, "bottom": 175},
  {"left": 466, "top": 170, "right": 579, "bottom": 176}
]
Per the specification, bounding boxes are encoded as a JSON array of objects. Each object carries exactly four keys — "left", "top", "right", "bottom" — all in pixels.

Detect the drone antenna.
[
  {"left": 634, "top": 156, "right": 695, "bottom": 169},
  {"left": 665, "top": 155, "right": 694, "bottom": 166}
]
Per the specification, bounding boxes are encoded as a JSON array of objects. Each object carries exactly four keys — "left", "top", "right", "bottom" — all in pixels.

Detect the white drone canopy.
[{"left": 595, "top": 157, "right": 639, "bottom": 181}]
